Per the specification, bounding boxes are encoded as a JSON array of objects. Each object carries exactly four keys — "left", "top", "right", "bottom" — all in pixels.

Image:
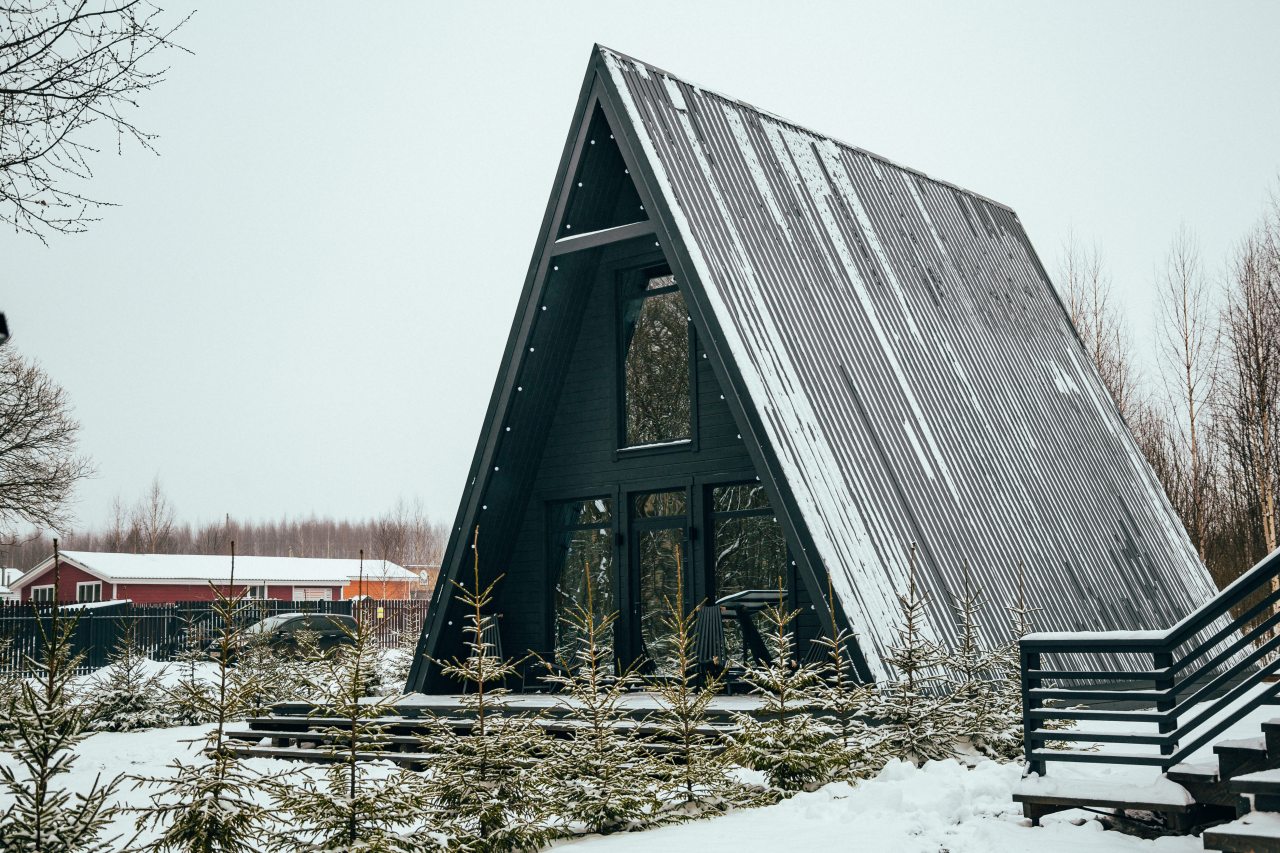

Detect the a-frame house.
[{"left": 406, "top": 46, "right": 1217, "bottom": 693}]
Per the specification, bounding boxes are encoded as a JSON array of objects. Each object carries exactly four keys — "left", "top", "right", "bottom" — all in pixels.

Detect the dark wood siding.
[{"left": 496, "top": 245, "right": 764, "bottom": 659}]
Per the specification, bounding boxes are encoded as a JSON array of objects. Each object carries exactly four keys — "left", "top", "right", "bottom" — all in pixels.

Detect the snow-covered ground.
[
  {"left": 6, "top": 663, "right": 1279, "bottom": 851},
  {"left": 19, "top": 725, "right": 1201, "bottom": 853}
]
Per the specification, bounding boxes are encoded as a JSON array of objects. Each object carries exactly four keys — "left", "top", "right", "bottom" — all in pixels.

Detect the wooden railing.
[{"left": 1021, "top": 548, "right": 1280, "bottom": 776}]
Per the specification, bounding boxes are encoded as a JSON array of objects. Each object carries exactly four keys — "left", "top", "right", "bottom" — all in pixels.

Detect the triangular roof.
[{"left": 412, "top": 46, "right": 1215, "bottom": 686}]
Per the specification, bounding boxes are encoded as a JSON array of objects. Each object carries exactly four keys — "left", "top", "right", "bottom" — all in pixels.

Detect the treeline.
[
  {"left": 1063, "top": 188, "right": 1280, "bottom": 590},
  {"left": 3, "top": 480, "right": 448, "bottom": 573}
]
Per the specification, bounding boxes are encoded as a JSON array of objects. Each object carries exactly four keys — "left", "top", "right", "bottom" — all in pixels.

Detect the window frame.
[
  {"left": 704, "top": 481, "right": 795, "bottom": 608},
  {"left": 544, "top": 495, "right": 617, "bottom": 662},
  {"left": 244, "top": 584, "right": 268, "bottom": 600},
  {"left": 30, "top": 584, "right": 55, "bottom": 603},
  {"left": 76, "top": 581, "right": 102, "bottom": 603},
  {"left": 614, "top": 263, "right": 699, "bottom": 456}
]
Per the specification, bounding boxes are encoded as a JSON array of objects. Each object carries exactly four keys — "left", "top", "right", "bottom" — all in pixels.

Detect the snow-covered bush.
[
  {"left": 809, "top": 587, "right": 883, "bottom": 783},
  {"left": 132, "top": 553, "right": 276, "bottom": 853},
  {"left": 166, "top": 611, "right": 219, "bottom": 726},
  {"left": 0, "top": 575, "right": 122, "bottom": 853},
  {"left": 647, "top": 580, "right": 753, "bottom": 818},
  {"left": 419, "top": 532, "right": 561, "bottom": 851},
  {"left": 271, "top": 607, "right": 426, "bottom": 852},
  {"left": 942, "top": 567, "right": 1023, "bottom": 760},
  {"left": 85, "top": 618, "right": 174, "bottom": 732},
  {"left": 728, "top": 597, "right": 833, "bottom": 792},
  {"left": 862, "top": 546, "right": 956, "bottom": 766},
  {"left": 543, "top": 586, "right": 660, "bottom": 834}
]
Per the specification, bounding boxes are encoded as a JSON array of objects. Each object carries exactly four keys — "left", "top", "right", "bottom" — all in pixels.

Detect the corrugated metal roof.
[{"left": 599, "top": 47, "right": 1215, "bottom": 677}]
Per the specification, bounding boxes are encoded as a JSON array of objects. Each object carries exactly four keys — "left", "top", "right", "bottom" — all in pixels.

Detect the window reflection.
[
  {"left": 622, "top": 272, "right": 691, "bottom": 447},
  {"left": 549, "top": 498, "right": 614, "bottom": 665},
  {"left": 712, "top": 484, "right": 787, "bottom": 664}
]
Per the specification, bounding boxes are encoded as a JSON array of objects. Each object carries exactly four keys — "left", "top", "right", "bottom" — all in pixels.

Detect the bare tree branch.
[{"left": 0, "top": 0, "right": 190, "bottom": 241}]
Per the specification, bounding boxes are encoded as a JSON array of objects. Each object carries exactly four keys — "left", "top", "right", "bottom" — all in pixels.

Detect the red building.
[{"left": 8, "top": 551, "right": 420, "bottom": 604}]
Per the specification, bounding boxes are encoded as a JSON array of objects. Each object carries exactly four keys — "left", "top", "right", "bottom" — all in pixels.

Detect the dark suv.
[{"left": 207, "top": 612, "right": 358, "bottom": 658}]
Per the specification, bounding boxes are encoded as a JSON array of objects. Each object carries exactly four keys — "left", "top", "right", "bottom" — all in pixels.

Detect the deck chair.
[{"left": 693, "top": 604, "right": 727, "bottom": 684}]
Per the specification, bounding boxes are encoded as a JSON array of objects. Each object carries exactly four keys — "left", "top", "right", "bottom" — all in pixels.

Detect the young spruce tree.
[
  {"left": 809, "top": 574, "right": 880, "bottom": 782},
  {"left": 271, "top": 556, "right": 425, "bottom": 853},
  {"left": 422, "top": 528, "right": 558, "bottom": 852},
  {"left": 86, "top": 617, "right": 173, "bottom": 732},
  {"left": 0, "top": 540, "right": 122, "bottom": 853},
  {"left": 727, "top": 584, "right": 831, "bottom": 792},
  {"left": 131, "top": 543, "right": 275, "bottom": 853},
  {"left": 866, "top": 543, "right": 954, "bottom": 765},
  {"left": 544, "top": 551, "right": 659, "bottom": 835},
  {"left": 166, "top": 610, "right": 218, "bottom": 726},
  {"left": 647, "top": 557, "right": 744, "bottom": 818}
]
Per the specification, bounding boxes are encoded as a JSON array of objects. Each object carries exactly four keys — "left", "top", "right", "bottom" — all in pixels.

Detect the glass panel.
[
  {"left": 637, "top": 527, "right": 684, "bottom": 676},
  {"left": 633, "top": 490, "right": 686, "bottom": 519},
  {"left": 551, "top": 500, "right": 615, "bottom": 665},
  {"left": 646, "top": 273, "right": 676, "bottom": 291},
  {"left": 714, "top": 500, "right": 787, "bottom": 667},
  {"left": 553, "top": 498, "right": 611, "bottom": 528},
  {"left": 714, "top": 514, "right": 787, "bottom": 597},
  {"left": 712, "top": 483, "right": 772, "bottom": 514},
  {"left": 622, "top": 284, "right": 691, "bottom": 446}
]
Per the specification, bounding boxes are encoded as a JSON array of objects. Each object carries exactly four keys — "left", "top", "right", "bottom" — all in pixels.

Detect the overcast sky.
[{"left": 6, "top": 1, "right": 1280, "bottom": 534}]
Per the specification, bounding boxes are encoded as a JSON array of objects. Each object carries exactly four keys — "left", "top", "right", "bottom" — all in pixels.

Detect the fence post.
[
  {"left": 1154, "top": 650, "right": 1175, "bottom": 765},
  {"left": 1022, "top": 646, "right": 1044, "bottom": 777}
]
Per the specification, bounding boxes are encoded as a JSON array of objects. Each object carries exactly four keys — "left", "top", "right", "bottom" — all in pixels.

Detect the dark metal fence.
[
  {"left": 0, "top": 598, "right": 428, "bottom": 677},
  {"left": 1020, "top": 547, "right": 1280, "bottom": 775}
]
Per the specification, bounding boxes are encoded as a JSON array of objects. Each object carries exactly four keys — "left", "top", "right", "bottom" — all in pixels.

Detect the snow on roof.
[
  {"left": 594, "top": 47, "right": 1216, "bottom": 679},
  {"left": 18, "top": 551, "right": 415, "bottom": 587}
]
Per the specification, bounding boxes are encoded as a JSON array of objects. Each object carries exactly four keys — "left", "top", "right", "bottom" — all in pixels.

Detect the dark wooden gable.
[{"left": 407, "top": 61, "right": 860, "bottom": 692}]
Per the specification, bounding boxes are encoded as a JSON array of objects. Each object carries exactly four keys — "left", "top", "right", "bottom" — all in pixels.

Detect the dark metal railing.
[{"left": 1021, "top": 547, "right": 1280, "bottom": 776}]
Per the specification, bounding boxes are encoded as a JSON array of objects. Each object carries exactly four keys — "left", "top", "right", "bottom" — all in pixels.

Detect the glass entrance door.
[{"left": 629, "top": 489, "right": 688, "bottom": 675}]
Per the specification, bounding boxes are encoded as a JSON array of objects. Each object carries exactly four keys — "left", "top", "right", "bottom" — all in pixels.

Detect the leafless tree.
[
  {"left": 1217, "top": 219, "right": 1280, "bottom": 564},
  {"left": 0, "top": 348, "right": 92, "bottom": 543},
  {"left": 1058, "top": 233, "right": 1139, "bottom": 420},
  {"left": 1, "top": 1, "right": 189, "bottom": 240},
  {"left": 130, "top": 473, "right": 174, "bottom": 552},
  {"left": 1155, "top": 225, "right": 1218, "bottom": 559}
]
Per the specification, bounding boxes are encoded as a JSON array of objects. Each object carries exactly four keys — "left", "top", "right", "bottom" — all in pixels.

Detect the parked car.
[{"left": 206, "top": 612, "right": 358, "bottom": 659}]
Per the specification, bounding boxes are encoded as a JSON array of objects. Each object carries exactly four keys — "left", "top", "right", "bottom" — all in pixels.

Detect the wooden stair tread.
[
  {"left": 1231, "top": 769, "right": 1280, "bottom": 793},
  {"left": 1215, "top": 736, "right": 1268, "bottom": 754},
  {"left": 1011, "top": 790, "right": 1191, "bottom": 812},
  {"left": 1203, "top": 811, "right": 1280, "bottom": 852},
  {"left": 1166, "top": 760, "right": 1219, "bottom": 783}
]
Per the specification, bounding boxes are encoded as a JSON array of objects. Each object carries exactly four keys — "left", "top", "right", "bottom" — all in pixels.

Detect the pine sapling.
[
  {"left": 0, "top": 539, "right": 123, "bottom": 853},
  {"left": 943, "top": 563, "right": 1015, "bottom": 759},
  {"left": 727, "top": 584, "right": 831, "bottom": 792},
  {"left": 270, "top": 560, "right": 425, "bottom": 853},
  {"left": 544, "top": 549, "right": 659, "bottom": 835},
  {"left": 86, "top": 616, "right": 173, "bottom": 732},
  {"left": 810, "top": 573, "right": 880, "bottom": 782},
  {"left": 131, "top": 543, "right": 276, "bottom": 853},
  {"left": 422, "top": 528, "right": 559, "bottom": 852},
  {"left": 0, "top": 636, "right": 20, "bottom": 747},
  {"left": 166, "top": 610, "right": 219, "bottom": 726},
  {"left": 867, "top": 542, "right": 954, "bottom": 765},
  {"left": 648, "top": 561, "right": 745, "bottom": 818}
]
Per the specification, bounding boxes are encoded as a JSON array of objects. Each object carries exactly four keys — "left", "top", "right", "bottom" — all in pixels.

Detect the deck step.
[
  {"left": 1231, "top": 769, "right": 1280, "bottom": 794},
  {"left": 1167, "top": 761, "right": 1219, "bottom": 785},
  {"left": 1216, "top": 737, "right": 1271, "bottom": 780},
  {"left": 1203, "top": 810, "right": 1280, "bottom": 853},
  {"left": 1262, "top": 719, "right": 1280, "bottom": 756}
]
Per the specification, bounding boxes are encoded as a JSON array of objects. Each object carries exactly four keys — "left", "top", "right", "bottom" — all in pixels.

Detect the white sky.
[{"left": 6, "top": 1, "right": 1280, "bottom": 533}]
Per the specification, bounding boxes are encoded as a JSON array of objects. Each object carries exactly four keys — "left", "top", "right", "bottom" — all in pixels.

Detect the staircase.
[{"left": 1015, "top": 548, "right": 1280, "bottom": 849}]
